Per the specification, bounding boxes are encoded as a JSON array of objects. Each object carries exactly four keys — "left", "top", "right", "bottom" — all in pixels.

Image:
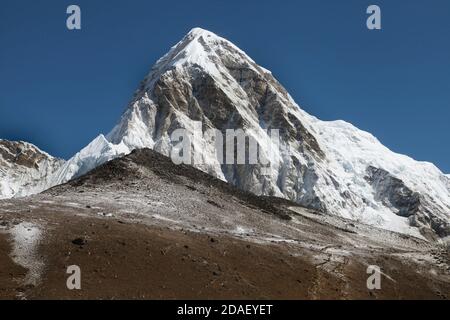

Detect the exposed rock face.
[
  {"left": 365, "top": 166, "right": 449, "bottom": 238},
  {"left": 0, "top": 140, "right": 64, "bottom": 199},
  {"left": 365, "top": 166, "right": 421, "bottom": 218}
]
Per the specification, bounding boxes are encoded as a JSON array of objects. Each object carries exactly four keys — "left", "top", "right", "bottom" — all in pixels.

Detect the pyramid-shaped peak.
[{"left": 144, "top": 27, "right": 257, "bottom": 83}]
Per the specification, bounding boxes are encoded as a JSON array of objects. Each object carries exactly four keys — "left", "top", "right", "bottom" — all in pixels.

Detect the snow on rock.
[
  {"left": 52, "top": 134, "right": 129, "bottom": 185},
  {"left": 0, "top": 140, "right": 64, "bottom": 199}
]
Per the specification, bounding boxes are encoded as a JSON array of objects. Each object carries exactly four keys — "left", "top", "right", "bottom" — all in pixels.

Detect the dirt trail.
[{"left": 0, "top": 210, "right": 448, "bottom": 299}]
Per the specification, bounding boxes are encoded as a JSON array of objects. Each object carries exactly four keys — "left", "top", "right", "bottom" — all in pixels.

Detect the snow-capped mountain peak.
[
  {"left": 155, "top": 27, "right": 253, "bottom": 70},
  {"left": 3, "top": 28, "right": 449, "bottom": 240},
  {"left": 59, "top": 28, "right": 450, "bottom": 239}
]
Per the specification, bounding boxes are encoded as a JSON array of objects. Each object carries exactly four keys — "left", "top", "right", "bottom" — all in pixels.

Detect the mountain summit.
[{"left": 5, "top": 28, "right": 450, "bottom": 239}]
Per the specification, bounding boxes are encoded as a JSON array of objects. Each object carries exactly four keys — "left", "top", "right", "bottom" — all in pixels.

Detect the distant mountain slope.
[
  {"left": 0, "top": 140, "right": 64, "bottom": 199},
  {"left": 51, "top": 147, "right": 295, "bottom": 222}
]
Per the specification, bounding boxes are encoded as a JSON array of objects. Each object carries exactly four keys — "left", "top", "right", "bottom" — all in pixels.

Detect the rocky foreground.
[{"left": 0, "top": 149, "right": 449, "bottom": 299}]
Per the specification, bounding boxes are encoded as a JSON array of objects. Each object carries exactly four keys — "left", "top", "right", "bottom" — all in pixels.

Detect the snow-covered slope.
[
  {"left": 45, "top": 28, "right": 450, "bottom": 239},
  {"left": 51, "top": 135, "right": 129, "bottom": 183},
  {"left": 0, "top": 140, "right": 64, "bottom": 199}
]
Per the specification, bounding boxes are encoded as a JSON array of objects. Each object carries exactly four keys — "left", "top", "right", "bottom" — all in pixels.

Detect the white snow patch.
[
  {"left": 10, "top": 222, "right": 44, "bottom": 287},
  {"left": 151, "top": 214, "right": 180, "bottom": 224},
  {"left": 233, "top": 225, "right": 254, "bottom": 235},
  {"left": 97, "top": 212, "right": 113, "bottom": 218}
]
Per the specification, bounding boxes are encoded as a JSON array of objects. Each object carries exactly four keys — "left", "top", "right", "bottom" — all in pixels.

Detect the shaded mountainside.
[
  {"left": 0, "top": 148, "right": 449, "bottom": 299},
  {"left": 58, "top": 148, "right": 296, "bottom": 221}
]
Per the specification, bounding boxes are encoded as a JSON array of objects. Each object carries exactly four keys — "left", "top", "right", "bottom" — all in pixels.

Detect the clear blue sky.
[{"left": 1, "top": 0, "right": 449, "bottom": 173}]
